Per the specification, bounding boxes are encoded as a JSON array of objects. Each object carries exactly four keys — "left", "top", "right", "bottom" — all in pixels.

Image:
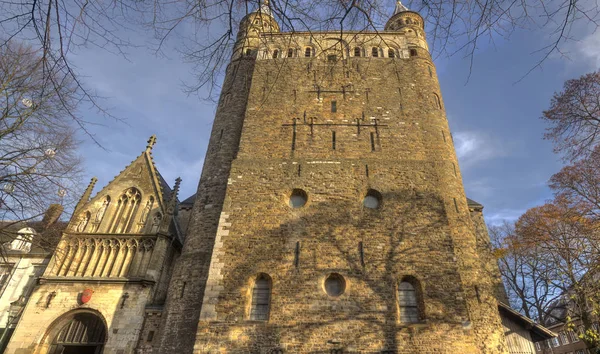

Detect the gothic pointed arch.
[{"left": 109, "top": 187, "right": 142, "bottom": 234}]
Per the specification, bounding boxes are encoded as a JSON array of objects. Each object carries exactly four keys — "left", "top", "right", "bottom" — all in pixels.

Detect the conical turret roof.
[{"left": 393, "top": 0, "right": 409, "bottom": 15}]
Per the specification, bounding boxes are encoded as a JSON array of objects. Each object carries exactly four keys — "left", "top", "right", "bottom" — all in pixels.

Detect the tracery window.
[
  {"left": 110, "top": 188, "right": 142, "bottom": 233},
  {"left": 250, "top": 274, "right": 271, "bottom": 321}
]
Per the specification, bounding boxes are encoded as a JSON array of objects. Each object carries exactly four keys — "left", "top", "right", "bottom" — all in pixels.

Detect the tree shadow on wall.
[{"left": 195, "top": 187, "right": 474, "bottom": 353}]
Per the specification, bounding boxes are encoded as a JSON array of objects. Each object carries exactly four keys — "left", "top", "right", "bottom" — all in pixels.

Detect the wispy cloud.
[
  {"left": 575, "top": 31, "right": 600, "bottom": 69},
  {"left": 453, "top": 131, "right": 510, "bottom": 169}
]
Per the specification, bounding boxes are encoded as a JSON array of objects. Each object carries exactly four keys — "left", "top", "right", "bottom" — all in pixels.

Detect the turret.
[
  {"left": 384, "top": 1, "right": 429, "bottom": 53},
  {"left": 233, "top": 0, "right": 280, "bottom": 59}
]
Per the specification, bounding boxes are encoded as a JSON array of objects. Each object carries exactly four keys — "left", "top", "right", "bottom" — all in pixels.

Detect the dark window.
[
  {"left": 363, "top": 189, "right": 382, "bottom": 209},
  {"left": 272, "top": 49, "right": 279, "bottom": 58},
  {"left": 428, "top": 66, "right": 433, "bottom": 77},
  {"left": 250, "top": 274, "right": 271, "bottom": 321},
  {"left": 331, "top": 101, "right": 337, "bottom": 112},
  {"left": 325, "top": 273, "right": 345, "bottom": 297},
  {"left": 245, "top": 49, "right": 252, "bottom": 56},
  {"left": 410, "top": 48, "right": 417, "bottom": 57},
  {"left": 398, "top": 281, "right": 420, "bottom": 323},
  {"left": 354, "top": 47, "right": 361, "bottom": 57},
  {"left": 305, "top": 47, "right": 312, "bottom": 57},
  {"left": 327, "top": 54, "right": 337, "bottom": 62},
  {"left": 289, "top": 189, "right": 308, "bottom": 208},
  {"left": 287, "top": 48, "right": 294, "bottom": 57},
  {"left": 372, "top": 47, "right": 379, "bottom": 57},
  {"left": 388, "top": 49, "right": 395, "bottom": 58},
  {"left": 147, "top": 331, "right": 155, "bottom": 342}
]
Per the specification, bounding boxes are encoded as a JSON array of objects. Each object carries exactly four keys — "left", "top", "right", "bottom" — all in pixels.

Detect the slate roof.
[{"left": 180, "top": 193, "right": 196, "bottom": 205}]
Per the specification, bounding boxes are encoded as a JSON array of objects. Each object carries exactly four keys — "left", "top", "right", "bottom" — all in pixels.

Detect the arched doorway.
[{"left": 47, "top": 312, "right": 106, "bottom": 354}]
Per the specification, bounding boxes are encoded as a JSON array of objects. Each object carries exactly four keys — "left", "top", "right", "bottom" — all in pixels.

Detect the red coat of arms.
[{"left": 81, "top": 288, "right": 93, "bottom": 304}]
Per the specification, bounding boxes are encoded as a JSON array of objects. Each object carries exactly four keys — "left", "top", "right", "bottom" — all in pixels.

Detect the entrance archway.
[{"left": 47, "top": 311, "right": 106, "bottom": 354}]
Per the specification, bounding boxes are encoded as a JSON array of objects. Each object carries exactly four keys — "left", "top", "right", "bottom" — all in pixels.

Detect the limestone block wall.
[{"left": 5, "top": 281, "right": 150, "bottom": 354}]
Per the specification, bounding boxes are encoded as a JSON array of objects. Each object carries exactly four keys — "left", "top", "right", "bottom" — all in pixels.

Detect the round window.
[
  {"left": 289, "top": 189, "right": 307, "bottom": 208},
  {"left": 324, "top": 273, "right": 346, "bottom": 297},
  {"left": 363, "top": 189, "right": 382, "bottom": 209}
]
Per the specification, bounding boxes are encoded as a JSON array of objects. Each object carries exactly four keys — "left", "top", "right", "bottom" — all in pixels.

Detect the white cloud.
[
  {"left": 485, "top": 208, "right": 527, "bottom": 226},
  {"left": 453, "top": 131, "right": 509, "bottom": 169},
  {"left": 576, "top": 31, "right": 600, "bottom": 69}
]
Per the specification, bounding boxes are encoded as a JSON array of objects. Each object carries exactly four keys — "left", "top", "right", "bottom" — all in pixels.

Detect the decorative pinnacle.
[
  {"left": 146, "top": 135, "right": 157, "bottom": 151},
  {"left": 173, "top": 177, "right": 182, "bottom": 196},
  {"left": 74, "top": 177, "right": 98, "bottom": 213},
  {"left": 259, "top": 0, "right": 272, "bottom": 15},
  {"left": 165, "top": 177, "right": 182, "bottom": 216},
  {"left": 394, "top": 0, "right": 409, "bottom": 14}
]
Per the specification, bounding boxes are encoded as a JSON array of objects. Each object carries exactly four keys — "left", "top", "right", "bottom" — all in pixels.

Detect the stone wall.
[
  {"left": 159, "top": 21, "right": 509, "bottom": 352},
  {"left": 5, "top": 281, "right": 150, "bottom": 354}
]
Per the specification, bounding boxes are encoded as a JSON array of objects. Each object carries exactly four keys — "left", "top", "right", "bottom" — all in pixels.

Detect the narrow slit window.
[
  {"left": 250, "top": 275, "right": 271, "bottom": 321},
  {"left": 433, "top": 93, "right": 441, "bottom": 109},
  {"left": 332, "top": 131, "right": 336, "bottom": 150},
  {"left": 331, "top": 101, "right": 337, "bottom": 112},
  {"left": 370, "top": 132, "right": 375, "bottom": 151},
  {"left": 372, "top": 47, "right": 379, "bottom": 57},
  {"left": 454, "top": 198, "right": 459, "bottom": 213}
]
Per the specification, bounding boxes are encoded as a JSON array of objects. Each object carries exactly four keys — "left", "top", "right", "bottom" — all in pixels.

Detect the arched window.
[
  {"left": 354, "top": 47, "right": 361, "bottom": 57},
  {"left": 410, "top": 48, "right": 418, "bottom": 57},
  {"left": 372, "top": 47, "right": 379, "bottom": 57},
  {"left": 287, "top": 48, "right": 294, "bottom": 58},
  {"left": 110, "top": 188, "right": 142, "bottom": 233},
  {"left": 76, "top": 211, "right": 91, "bottom": 232},
  {"left": 48, "top": 311, "right": 106, "bottom": 353},
  {"left": 245, "top": 48, "right": 252, "bottom": 56},
  {"left": 272, "top": 49, "right": 279, "bottom": 59},
  {"left": 250, "top": 274, "right": 271, "bottom": 321},
  {"left": 433, "top": 93, "right": 441, "bottom": 109},
  {"left": 406, "top": 18, "right": 412, "bottom": 24},
  {"left": 388, "top": 49, "right": 395, "bottom": 58},
  {"left": 304, "top": 47, "right": 312, "bottom": 57},
  {"left": 398, "top": 280, "right": 421, "bottom": 323}
]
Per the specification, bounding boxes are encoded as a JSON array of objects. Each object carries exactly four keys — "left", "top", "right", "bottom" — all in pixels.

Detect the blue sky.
[{"left": 70, "top": 11, "right": 600, "bottom": 226}]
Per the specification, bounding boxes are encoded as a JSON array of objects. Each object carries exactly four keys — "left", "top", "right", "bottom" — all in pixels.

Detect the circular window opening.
[
  {"left": 324, "top": 273, "right": 346, "bottom": 297},
  {"left": 363, "top": 189, "right": 382, "bottom": 209},
  {"left": 289, "top": 189, "right": 308, "bottom": 208}
]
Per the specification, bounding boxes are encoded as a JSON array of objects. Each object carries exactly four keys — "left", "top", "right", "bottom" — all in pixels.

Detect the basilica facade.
[{"left": 4, "top": 1, "right": 554, "bottom": 353}]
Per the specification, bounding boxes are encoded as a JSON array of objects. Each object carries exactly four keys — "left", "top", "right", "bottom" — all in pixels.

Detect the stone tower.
[{"left": 159, "top": 1, "right": 509, "bottom": 352}]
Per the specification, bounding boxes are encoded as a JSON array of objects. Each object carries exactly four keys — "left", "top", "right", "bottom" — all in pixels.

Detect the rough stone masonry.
[{"left": 158, "top": 2, "right": 510, "bottom": 353}]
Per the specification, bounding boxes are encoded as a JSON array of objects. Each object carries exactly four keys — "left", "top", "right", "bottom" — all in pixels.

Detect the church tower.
[{"left": 159, "top": 1, "right": 510, "bottom": 352}]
